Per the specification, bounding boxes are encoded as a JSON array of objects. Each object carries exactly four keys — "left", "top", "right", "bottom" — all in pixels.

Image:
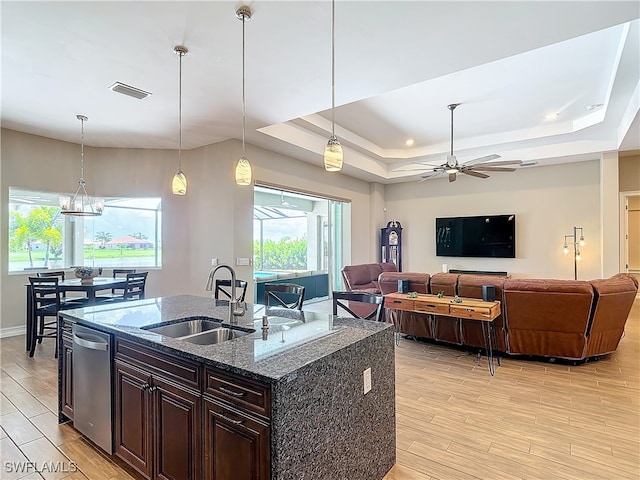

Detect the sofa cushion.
[{"left": 378, "top": 272, "right": 430, "bottom": 294}]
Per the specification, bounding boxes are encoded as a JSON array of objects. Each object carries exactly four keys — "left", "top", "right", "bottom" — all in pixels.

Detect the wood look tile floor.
[{"left": 1, "top": 298, "right": 638, "bottom": 480}]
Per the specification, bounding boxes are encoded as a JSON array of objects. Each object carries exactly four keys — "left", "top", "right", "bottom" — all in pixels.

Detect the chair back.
[
  {"left": 332, "top": 291, "right": 385, "bottom": 322},
  {"left": 215, "top": 279, "right": 248, "bottom": 302},
  {"left": 29, "top": 277, "right": 61, "bottom": 314},
  {"left": 264, "top": 283, "right": 305, "bottom": 310},
  {"left": 113, "top": 268, "right": 136, "bottom": 278},
  {"left": 123, "top": 272, "right": 148, "bottom": 300}
]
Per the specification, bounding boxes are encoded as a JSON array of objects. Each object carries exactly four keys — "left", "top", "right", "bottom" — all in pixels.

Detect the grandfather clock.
[{"left": 381, "top": 220, "right": 402, "bottom": 271}]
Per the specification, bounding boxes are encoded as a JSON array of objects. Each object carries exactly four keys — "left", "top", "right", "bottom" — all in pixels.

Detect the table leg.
[
  {"left": 26, "top": 286, "right": 33, "bottom": 351},
  {"left": 481, "top": 321, "right": 496, "bottom": 376}
]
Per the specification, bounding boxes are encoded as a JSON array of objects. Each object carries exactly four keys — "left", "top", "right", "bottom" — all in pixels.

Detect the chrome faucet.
[{"left": 205, "top": 264, "right": 246, "bottom": 324}]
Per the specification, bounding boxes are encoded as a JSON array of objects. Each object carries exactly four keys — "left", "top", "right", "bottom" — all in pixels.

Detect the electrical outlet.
[
  {"left": 236, "top": 257, "right": 250, "bottom": 266},
  {"left": 211, "top": 258, "right": 218, "bottom": 267},
  {"left": 363, "top": 367, "right": 372, "bottom": 394}
]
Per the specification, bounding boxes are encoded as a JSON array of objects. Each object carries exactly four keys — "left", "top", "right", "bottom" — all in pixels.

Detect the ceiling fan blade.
[
  {"left": 391, "top": 162, "right": 443, "bottom": 172},
  {"left": 417, "top": 171, "right": 444, "bottom": 183},
  {"left": 395, "top": 166, "right": 440, "bottom": 172},
  {"left": 470, "top": 166, "right": 517, "bottom": 172},
  {"left": 462, "top": 169, "right": 490, "bottom": 179},
  {"left": 461, "top": 154, "right": 501, "bottom": 167},
  {"left": 476, "top": 160, "right": 523, "bottom": 167},
  {"left": 448, "top": 172, "right": 457, "bottom": 182}
]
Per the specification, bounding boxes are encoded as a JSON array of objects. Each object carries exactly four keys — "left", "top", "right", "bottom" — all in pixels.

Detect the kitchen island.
[{"left": 58, "top": 295, "right": 396, "bottom": 480}]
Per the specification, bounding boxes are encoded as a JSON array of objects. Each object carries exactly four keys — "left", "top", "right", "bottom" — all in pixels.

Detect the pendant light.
[
  {"left": 171, "top": 45, "right": 188, "bottom": 195},
  {"left": 323, "top": 0, "right": 343, "bottom": 172},
  {"left": 235, "top": 6, "right": 252, "bottom": 186},
  {"left": 59, "top": 115, "right": 103, "bottom": 216}
]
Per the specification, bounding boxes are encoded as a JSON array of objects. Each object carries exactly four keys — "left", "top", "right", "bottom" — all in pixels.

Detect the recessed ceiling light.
[
  {"left": 544, "top": 112, "right": 559, "bottom": 120},
  {"left": 586, "top": 103, "right": 603, "bottom": 111},
  {"left": 405, "top": 139, "right": 414, "bottom": 146}
]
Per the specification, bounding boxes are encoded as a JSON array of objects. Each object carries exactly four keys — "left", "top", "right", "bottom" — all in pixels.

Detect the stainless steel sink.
[
  {"left": 144, "top": 318, "right": 223, "bottom": 338},
  {"left": 143, "top": 317, "right": 254, "bottom": 345},
  {"left": 182, "top": 327, "right": 252, "bottom": 345}
]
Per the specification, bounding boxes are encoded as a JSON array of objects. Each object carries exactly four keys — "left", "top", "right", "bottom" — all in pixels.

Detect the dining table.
[{"left": 25, "top": 276, "right": 128, "bottom": 351}]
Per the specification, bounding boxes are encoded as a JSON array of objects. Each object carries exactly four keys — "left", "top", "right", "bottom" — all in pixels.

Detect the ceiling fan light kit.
[{"left": 416, "top": 103, "right": 522, "bottom": 184}]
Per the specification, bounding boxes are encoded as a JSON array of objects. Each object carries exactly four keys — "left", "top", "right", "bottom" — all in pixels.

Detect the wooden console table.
[{"left": 384, "top": 292, "right": 501, "bottom": 375}]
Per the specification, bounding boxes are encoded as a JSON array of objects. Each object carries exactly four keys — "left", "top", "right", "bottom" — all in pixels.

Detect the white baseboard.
[{"left": 0, "top": 326, "right": 26, "bottom": 338}]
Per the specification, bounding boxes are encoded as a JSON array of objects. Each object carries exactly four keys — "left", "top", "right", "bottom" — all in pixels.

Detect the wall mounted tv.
[{"left": 436, "top": 214, "right": 516, "bottom": 258}]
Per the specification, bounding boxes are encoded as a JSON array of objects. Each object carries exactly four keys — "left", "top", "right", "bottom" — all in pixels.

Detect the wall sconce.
[{"left": 562, "top": 226, "right": 586, "bottom": 280}]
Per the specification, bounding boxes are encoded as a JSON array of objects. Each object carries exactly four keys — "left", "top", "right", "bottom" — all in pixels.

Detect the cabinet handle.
[
  {"left": 219, "top": 386, "right": 245, "bottom": 398},
  {"left": 142, "top": 383, "right": 150, "bottom": 390},
  {"left": 149, "top": 385, "right": 158, "bottom": 393},
  {"left": 217, "top": 410, "right": 245, "bottom": 425}
]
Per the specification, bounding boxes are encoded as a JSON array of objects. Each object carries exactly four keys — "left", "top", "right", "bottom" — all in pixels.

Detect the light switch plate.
[
  {"left": 211, "top": 258, "right": 218, "bottom": 267},
  {"left": 363, "top": 367, "right": 372, "bottom": 394}
]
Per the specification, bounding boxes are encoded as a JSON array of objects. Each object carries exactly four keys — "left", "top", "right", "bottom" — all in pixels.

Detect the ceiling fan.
[
  {"left": 400, "top": 103, "right": 522, "bottom": 183},
  {"left": 264, "top": 191, "right": 299, "bottom": 209}
]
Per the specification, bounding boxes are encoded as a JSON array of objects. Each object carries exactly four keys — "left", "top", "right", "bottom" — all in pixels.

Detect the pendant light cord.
[
  {"left": 80, "top": 116, "right": 85, "bottom": 181},
  {"left": 242, "top": 13, "right": 247, "bottom": 155},
  {"left": 331, "top": 0, "right": 336, "bottom": 137},
  {"left": 178, "top": 50, "right": 183, "bottom": 171}
]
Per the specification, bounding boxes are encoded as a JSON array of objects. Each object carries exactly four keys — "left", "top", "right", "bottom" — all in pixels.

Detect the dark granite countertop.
[{"left": 59, "top": 295, "right": 392, "bottom": 383}]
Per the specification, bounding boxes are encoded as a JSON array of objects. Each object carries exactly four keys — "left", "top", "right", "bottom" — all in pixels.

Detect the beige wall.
[
  {"left": 0, "top": 129, "right": 373, "bottom": 332},
  {"left": 619, "top": 154, "right": 640, "bottom": 192},
  {"left": 383, "top": 161, "right": 602, "bottom": 280}
]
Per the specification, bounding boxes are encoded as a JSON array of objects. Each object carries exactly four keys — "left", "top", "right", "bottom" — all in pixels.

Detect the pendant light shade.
[
  {"left": 235, "top": 6, "right": 252, "bottom": 186},
  {"left": 172, "top": 45, "right": 188, "bottom": 195},
  {"left": 324, "top": 0, "right": 343, "bottom": 172},
  {"left": 235, "top": 156, "right": 252, "bottom": 185},
  {"left": 59, "top": 115, "right": 103, "bottom": 216}
]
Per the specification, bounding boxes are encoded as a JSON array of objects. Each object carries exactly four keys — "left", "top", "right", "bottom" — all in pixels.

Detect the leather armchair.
[{"left": 341, "top": 262, "right": 397, "bottom": 293}]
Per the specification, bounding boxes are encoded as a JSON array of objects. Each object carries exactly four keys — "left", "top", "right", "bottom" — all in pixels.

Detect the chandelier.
[{"left": 59, "top": 115, "right": 103, "bottom": 216}]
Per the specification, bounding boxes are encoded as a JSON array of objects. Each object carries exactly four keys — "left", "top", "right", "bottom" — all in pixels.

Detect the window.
[{"left": 9, "top": 187, "right": 162, "bottom": 272}]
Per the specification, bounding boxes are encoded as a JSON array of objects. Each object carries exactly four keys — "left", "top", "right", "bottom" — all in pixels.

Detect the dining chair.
[
  {"left": 122, "top": 272, "right": 148, "bottom": 301},
  {"left": 28, "top": 277, "right": 61, "bottom": 357},
  {"left": 214, "top": 279, "right": 248, "bottom": 303},
  {"left": 332, "top": 291, "right": 386, "bottom": 322},
  {"left": 264, "top": 283, "right": 305, "bottom": 310},
  {"left": 95, "top": 268, "right": 136, "bottom": 302},
  {"left": 37, "top": 270, "right": 88, "bottom": 307}
]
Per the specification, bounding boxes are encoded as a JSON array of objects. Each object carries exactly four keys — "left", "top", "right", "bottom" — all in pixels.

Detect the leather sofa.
[
  {"left": 341, "top": 262, "right": 397, "bottom": 293},
  {"left": 378, "top": 270, "right": 638, "bottom": 361},
  {"left": 341, "top": 262, "right": 398, "bottom": 317}
]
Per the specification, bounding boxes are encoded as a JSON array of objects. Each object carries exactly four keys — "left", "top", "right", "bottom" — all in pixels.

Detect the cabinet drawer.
[
  {"left": 205, "top": 367, "right": 270, "bottom": 418},
  {"left": 414, "top": 301, "right": 449, "bottom": 314},
  {"left": 385, "top": 297, "right": 415, "bottom": 311},
  {"left": 449, "top": 304, "right": 498, "bottom": 320},
  {"left": 115, "top": 339, "right": 201, "bottom": 390}
]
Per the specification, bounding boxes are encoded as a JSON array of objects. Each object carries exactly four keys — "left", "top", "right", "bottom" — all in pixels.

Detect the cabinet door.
[
  {"left": 203, "top": 399, "right": 270, "bottom": 480},
  {"left": 152, "top": 377, "right": 201, "bottom": 480},
  {"left": 60, "top": 336, "right": 74, "bottom": 420},
  {"left": 114, "top": 360, "right": 153, "bottom": 479}
]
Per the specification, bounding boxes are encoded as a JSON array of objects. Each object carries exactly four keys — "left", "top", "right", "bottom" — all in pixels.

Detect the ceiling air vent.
[{"left": 108, "top": 82, "right": 152, "bottom": 100}]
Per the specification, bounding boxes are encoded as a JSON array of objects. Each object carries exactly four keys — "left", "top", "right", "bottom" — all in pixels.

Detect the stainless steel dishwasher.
[{"left": 72, "top": 324, "right": 114, "bottom": 454}]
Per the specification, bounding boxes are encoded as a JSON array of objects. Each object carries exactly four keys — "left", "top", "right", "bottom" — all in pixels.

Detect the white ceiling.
[{"left": 2, "top": 1, "right": 639, "bottom": 184}]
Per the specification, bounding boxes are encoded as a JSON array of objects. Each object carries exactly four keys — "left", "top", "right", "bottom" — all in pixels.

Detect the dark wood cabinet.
[
  {"left": 114, "top": 360, "right": 153, "bottom": 478},
  {"left": 114, "top": 340, "right": 202, "bottom": 480},
  {"left": 60, "top": 334, "right": 74, "bottom": 420},
  {"left": 203, "top": 399, "right": 269, "bottom": 480},
  {"left": 153, "top": 376, "right": 201, "bottom": 480}
]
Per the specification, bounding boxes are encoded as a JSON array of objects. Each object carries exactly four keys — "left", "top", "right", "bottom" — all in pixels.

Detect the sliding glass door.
[{"left": 253, "top": 185, "right": 349, "bottom": 303}]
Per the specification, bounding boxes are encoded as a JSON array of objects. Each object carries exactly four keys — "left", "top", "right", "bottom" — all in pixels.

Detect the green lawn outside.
[{"left": 9, "top": 248, "right": 160, "bottom": 262}]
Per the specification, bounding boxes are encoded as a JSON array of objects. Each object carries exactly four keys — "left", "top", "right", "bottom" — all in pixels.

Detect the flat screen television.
[{"left": 436, "top": 214, "right": 516, "bottom": 258}]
